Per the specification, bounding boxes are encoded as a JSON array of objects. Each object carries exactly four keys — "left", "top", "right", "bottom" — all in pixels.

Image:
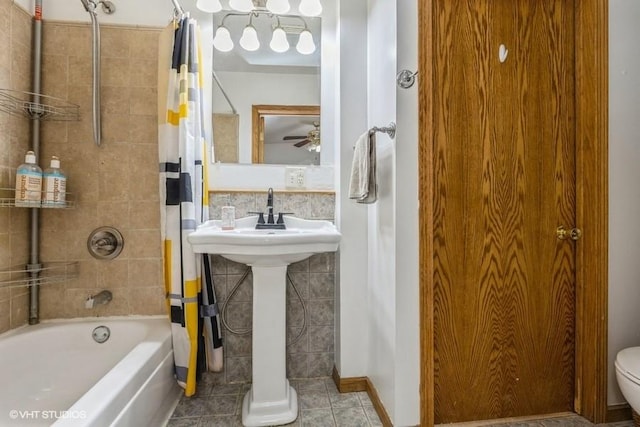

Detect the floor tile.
[
  {"left": 332, "top": 407, "right": 370, "bottom": 427},
  {"left": 168, "top": 417, "right": 201, "bottom": 427},
  {"left": 298, "top": 390, "right": 331, "bottom": 409},
  {"left": 363, "top": 405, "right": 383, "bottom": 426},
  {"left": 300, "top": 408, "right": 336, "bottom": 427},
  {"left": 329, "top": 392, "right": 362, "bottom": 409}
]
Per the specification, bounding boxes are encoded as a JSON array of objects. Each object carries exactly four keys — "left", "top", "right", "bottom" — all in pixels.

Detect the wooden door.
[{"left": 433, "top": 0, "right": 577, "bottom": 422}]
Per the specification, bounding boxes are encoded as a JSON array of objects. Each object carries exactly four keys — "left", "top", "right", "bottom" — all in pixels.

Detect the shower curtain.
[{"left": 158, "top": 16, "right": 223, "bottom": 397}]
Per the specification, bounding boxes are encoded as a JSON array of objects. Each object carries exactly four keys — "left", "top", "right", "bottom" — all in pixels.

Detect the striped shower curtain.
[{"left": 158, "top": 16, "right": 223, "bottom": 397}]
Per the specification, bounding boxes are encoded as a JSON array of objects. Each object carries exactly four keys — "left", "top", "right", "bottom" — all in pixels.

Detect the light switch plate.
[{"left": 285, "top": 167, "right": 306, "bottom": 189}]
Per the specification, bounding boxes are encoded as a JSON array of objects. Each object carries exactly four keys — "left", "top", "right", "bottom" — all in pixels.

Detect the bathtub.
[{"left": 0, "top": 316, "right": 181, "bottom": 427}]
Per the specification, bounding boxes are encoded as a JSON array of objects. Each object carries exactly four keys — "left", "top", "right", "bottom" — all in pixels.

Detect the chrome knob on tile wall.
[
  {"left": 557, "top": 225, "right": 582, "bottom": 241},
  {"left": 88, "top": 226, "right": 124, "bottom": 260}
]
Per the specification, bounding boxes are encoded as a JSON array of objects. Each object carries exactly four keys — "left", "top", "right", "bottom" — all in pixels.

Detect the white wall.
[
  {"left": 212, "top": 71, "right": 320, "bottom": 164},
  {"left": 363, "top": 0, "right": 419, "bottom": 424},
  {"left": 335, "top": 0, "right": 370, "bottom": 378},
  {"left": 366, "top": 0, "right": 397, "bottom": 419},
  {"left": 608, "top": 0, "right": 640, "bottom": 406}
]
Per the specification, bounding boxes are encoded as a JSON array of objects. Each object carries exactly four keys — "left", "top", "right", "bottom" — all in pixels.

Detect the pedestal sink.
[{"left": 188, "top": 215, "right": 341, "bottom": 427}]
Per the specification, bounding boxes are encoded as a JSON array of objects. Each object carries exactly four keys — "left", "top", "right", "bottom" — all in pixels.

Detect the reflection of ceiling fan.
[{"left": 283, "top": 122, "right": 320, "bottom": 148}]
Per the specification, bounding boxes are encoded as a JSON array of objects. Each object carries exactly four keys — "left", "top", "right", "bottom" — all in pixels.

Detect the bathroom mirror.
[
  {"left": 211, "top": 11, "right": 321, "bottom": 165},
  {"left": 252, "top": 104, "right": 320, "bottom": 165}
]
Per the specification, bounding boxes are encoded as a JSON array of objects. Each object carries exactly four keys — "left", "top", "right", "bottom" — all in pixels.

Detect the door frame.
[{"left": 418, "top": 1, "right": 609, "bottom": 425}]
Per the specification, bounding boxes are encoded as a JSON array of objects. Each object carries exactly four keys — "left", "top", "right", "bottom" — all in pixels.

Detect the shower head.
[{"left": 79, "top": 0, "right": 116, "bottom": 15}]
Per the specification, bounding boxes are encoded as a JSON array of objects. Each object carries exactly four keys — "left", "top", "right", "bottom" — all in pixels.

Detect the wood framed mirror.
[{"left": 251, "top": 105, "right": 321, "bottom": 164}]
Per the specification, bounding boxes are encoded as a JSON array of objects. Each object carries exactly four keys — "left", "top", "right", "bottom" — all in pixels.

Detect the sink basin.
[{"left": 188, "top": 215, "right": 341, "bottom": 266}]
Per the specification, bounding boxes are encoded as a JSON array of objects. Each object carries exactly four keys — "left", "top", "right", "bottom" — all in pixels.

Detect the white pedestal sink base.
[
  {"left": 241, "top": 383, "right": 298, "bottom": 427},
  {"left": 241, "top": 265, "right": 298, "bottom": 426}
]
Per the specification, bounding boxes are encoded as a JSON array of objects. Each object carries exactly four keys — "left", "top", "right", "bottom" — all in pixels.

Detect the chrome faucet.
[
  {"left": 249, "top": 188, "right": 291, "bottom": 230},
  {"left": 267, "top": 188, "right": 275, "bottom": 224}
]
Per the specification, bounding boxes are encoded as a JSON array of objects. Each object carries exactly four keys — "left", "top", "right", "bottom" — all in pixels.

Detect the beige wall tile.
[
  {"left": 43, "top": 24, "right": 69, "bottom": 56},
  {"left": 102, "top": 57, "right": 130, "bottom": 87},
  {"left": 128, "top": 258, "right": 162, "bottom": 288},
  {"left": 129, "top": 59, "right": 158, "bottom": 88},
  {"left": 129, "top": 30, "right": 161, "bottom": 60},
  {"left": 129, "top": 200, "right": 161, "bottom": 230},
  {"left": 129, "top": 87, "right": 157, "bottom": 115},
  {"left": 129, "top": 115, "right": 157, "bottom": 144},
  {"left": 10, "top": 5, "right": 31, "bottom": 49},
  {"left": 67, "top": 56, "right": 92, "bottom": 87},
  {"left": 125, "top": 229, "right": 161, "bottom": 259},
  {"left": 0, "top": 299, "right": 10, "bottom": 333},
  {"left": 129, "top": 286, "right": 165, "bottom": 315},
  {"left": 10, "top": 292, "right": 28, "bottom": 328},
  {"left": 101, "top": 27, "right": 131, "bottom": 58},
  {"left": 66, "top": 25, "right": 91, "bottom": 57}
]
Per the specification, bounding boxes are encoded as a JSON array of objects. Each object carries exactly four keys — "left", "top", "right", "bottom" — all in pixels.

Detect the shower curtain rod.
[{"left": 171, "top": 0, "right": 184, "bottom": 16}]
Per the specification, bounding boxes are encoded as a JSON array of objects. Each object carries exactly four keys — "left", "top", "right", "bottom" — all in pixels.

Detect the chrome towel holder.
[{"left": 369, "top": 122, "right": 396, "bottom": 139}]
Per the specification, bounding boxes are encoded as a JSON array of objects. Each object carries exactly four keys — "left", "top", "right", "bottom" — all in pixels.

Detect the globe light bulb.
[
  {"left": 270, "top": 27, "right": 290, "bottom": 53},
  {"left": 196, "top": 0, "right": 222, "bottom": 13},
  {"left": 299, "top": 0, "right": 322, "bottom": 17},
  {"left": 213, "top": 26, "right": 233, "bottom": 52},
  {"left": 266, "top": 0, "right": 290, "bottom": 14},
  {"left": 296, "top": 29, "right": 315, "bottom": 55},
  {"left": 229, "top": 0, "right": 254, "bottom": 12},
  {"left": 240, "top": 25, "right": 260, "bottom": 51}
]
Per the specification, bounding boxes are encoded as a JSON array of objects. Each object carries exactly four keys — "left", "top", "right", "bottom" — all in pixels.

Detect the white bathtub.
[{"left": 0, "top": 316, "right": 181, "bottom": 427}]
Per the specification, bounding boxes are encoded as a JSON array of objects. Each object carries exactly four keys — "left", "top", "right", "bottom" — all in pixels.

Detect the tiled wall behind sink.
[{"left": 208, "top": 191, "right": 336, "bottom": 382}]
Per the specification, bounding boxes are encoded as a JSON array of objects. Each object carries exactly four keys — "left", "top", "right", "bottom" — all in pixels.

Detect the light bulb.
[
  {"left": 213, "top": 26, "right": 233, "bottom": 52},
  {"left": 299, "top": 0, "right": 322, "bottom": 16},
  {"left": 270, "top": 27, "right": 289, "bottom": 53},
  {"left": 266, "top": 0, "right": 290, "bottom": 14},
  {"left": 229, "top": 0, "right": 254, "bottom": 12},
  {"left": 240, "top": 25, "right": 260, "bottom": 51},
  {"left": 196, "top": 0, "right": 222, "bottom": 13},
  {"left": 296, "top": 29, "right": 315, "bottom": 54}
]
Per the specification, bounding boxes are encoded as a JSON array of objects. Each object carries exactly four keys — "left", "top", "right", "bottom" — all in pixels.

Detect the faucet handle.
[
  {"left": 248, "top": 211, "right": 266, "bottom": 224},
  {"left": 277, "top": 212, "right": 294, "bottom": 224}
]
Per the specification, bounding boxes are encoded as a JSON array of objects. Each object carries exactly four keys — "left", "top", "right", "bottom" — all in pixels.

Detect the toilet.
[{"left": 615, "top": 347, "right": 640, "bottom": 426}]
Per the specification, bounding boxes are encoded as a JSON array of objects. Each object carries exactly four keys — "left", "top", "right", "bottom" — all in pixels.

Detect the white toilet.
[{"left": 615, "top": 347, "right": 640, "bottom": 423}]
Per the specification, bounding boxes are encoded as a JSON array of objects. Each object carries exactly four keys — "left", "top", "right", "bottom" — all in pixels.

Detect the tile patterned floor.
[{"left": 168, "top": 376, "right": 383, "bottom": 427}]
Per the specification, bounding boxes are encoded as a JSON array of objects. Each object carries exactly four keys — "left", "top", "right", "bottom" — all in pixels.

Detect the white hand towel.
[{"left": 349, "top": 131, "right": 377, "bottom": 204}]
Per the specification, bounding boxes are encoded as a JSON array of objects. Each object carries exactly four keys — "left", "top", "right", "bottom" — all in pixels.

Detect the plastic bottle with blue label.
[
  {"left": 42, "top": 156, "right": 66, "bottom": 207},
  {"left": 14, "top": 151, "right": 42, "bottom": 208}
]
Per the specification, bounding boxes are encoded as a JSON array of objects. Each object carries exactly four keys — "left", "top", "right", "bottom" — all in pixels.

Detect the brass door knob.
[{"left": 557, "top": 225, "right": 582, "bottom": 241}]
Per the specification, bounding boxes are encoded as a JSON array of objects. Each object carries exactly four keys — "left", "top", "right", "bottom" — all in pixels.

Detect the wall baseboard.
[
  {"left": 607, "top": 403, "right": 632, "bottom": 423},
  {"left": 332, "top": 367, "right": 393, "bottom": 427}
]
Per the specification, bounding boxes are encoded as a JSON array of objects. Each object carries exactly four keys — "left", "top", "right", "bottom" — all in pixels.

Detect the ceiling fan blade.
[
  {"left": 294, "top": 139, "right": 311, "bottom": 147},
  {"left": 283, "top": 136, "right": 307, "bottom": 140}
]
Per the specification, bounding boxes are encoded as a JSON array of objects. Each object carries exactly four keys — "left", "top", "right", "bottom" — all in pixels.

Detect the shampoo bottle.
[
  {"left": 14, "top": 150, "right": 42, "bottom": 208},
  {"left": 42, "top": 156, "right": 67, "bottom": 207}
]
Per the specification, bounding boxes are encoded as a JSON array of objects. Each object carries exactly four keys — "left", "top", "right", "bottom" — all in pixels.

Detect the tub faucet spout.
[{"left": 85, "top": 290, "right": 112, "bottom": 308}]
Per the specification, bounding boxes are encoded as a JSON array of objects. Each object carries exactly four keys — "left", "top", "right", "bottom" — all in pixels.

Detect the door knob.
[{"left": 557, "top": 225, "right": 582, "bottom": 241}]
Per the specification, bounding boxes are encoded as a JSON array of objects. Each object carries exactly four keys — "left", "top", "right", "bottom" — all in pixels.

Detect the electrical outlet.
[{"left": 285, "top": 167, "right": 306, "bottom": 189}]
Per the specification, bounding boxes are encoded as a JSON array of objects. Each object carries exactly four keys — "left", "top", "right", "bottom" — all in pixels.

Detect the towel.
[{"left": 349, "top": 131, "right": 377, "bottom": 204}]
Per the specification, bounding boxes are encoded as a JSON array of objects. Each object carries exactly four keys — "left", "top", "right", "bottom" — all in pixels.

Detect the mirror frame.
[{"left": 251, "top": 104, "right": 321, "bottom": 164}]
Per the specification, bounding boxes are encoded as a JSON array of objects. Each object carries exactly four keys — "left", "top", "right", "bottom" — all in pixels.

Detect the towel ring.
[{"left": 369, "top": 122, "right": 396, "bottom": 139}]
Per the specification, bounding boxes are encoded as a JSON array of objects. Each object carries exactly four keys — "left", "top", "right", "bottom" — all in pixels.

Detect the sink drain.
[{"left": 92, "top": 325, "right": 110, "bottom": 344}]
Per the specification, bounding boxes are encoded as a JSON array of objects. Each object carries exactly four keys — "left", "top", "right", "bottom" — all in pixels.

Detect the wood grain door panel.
[{"left": 433, "top": 0, "right": 576, "bottom": 422}]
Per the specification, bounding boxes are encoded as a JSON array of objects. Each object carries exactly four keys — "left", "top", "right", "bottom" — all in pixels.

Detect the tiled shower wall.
[
  {"left": 208, "top": 191, "right": 337, "bottom": 382},
  {"left": 36, "top": 22, "right": 165, "bottom": 319},
  {"left": 0, "top": 1, "right": 34, "bottom": 333}
]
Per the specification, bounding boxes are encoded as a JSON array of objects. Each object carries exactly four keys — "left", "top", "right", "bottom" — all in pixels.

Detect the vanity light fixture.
[
  {"left": 299, "top": 0, "right": 322, "bottom": 17},
  {"left": 196, "top": 0, "right": 222, "bottom": 13},
  {"left": 240, "top": 18, "right": 260, "bottom": 51},
  {"left": 266, "top": 0, "right": 290, "bottom": 14},
  {"left": 229, "top": 0, "right": 254, "bottom": 12},
  {"left": 270, "top": 20, "right": 290, "bottom": 53},
  {"left": 212, "top": 11, "right": 316, "bottom": 54},
  {"left": 296, "top": 29, "right": 315, "bottom": 54},
  {"left": 213, "top": 25, "right": 234, "bottom": 52}
]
